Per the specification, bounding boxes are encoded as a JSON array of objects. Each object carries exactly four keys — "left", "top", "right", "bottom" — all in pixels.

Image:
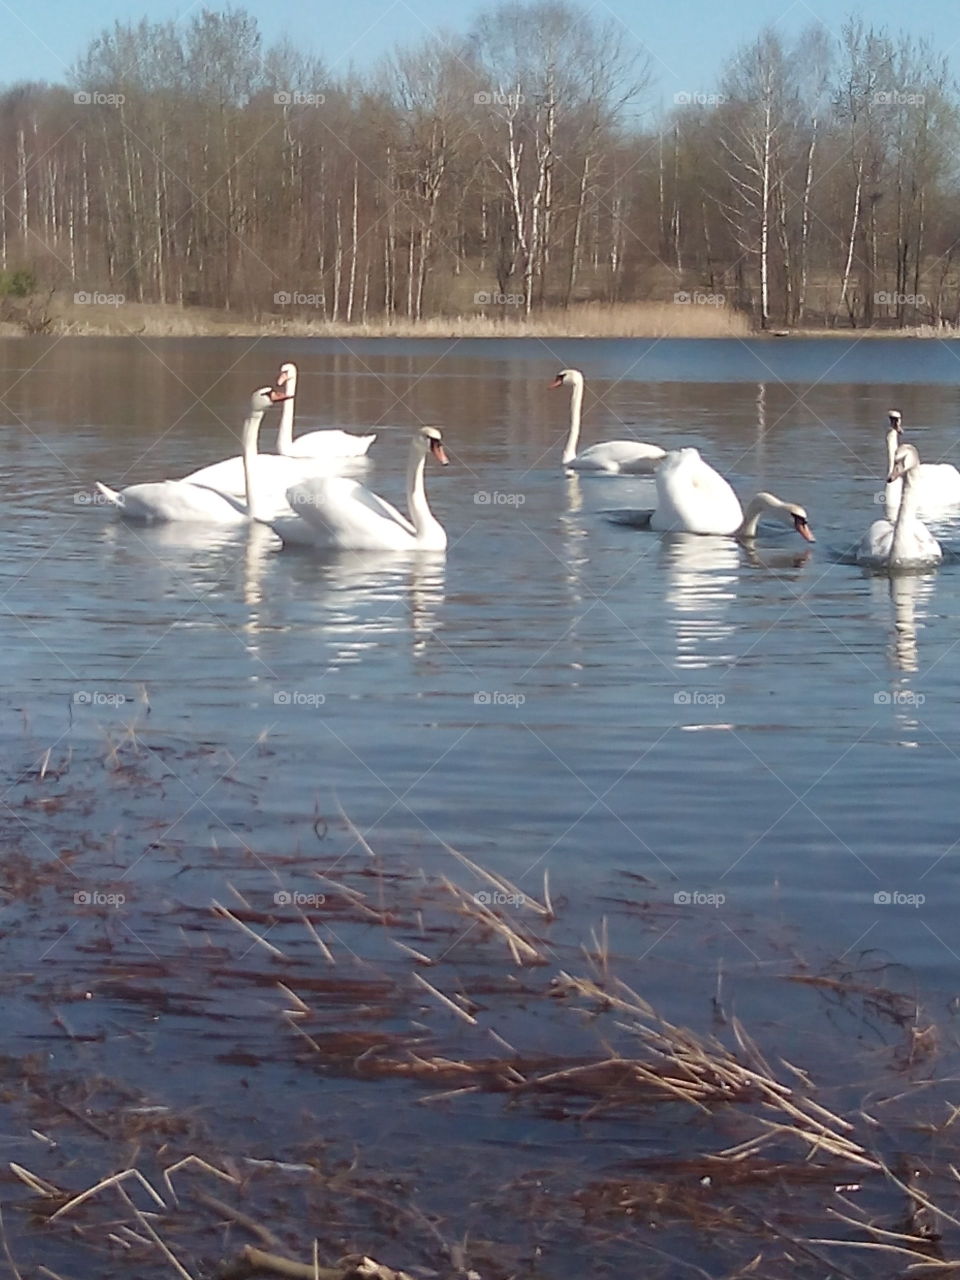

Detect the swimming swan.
[
  {"left": 859, "top": 442, "right": 943, "bottom": 569},
  {"left": 552, "top": 369, "right": 666, "bottom": 473},
  {"left": 274, "top": 426, "right": 449, "bottom": 550},
  {"left": 274, "top": 362, "right": 377, "bottom": 458},
  {"left": 181, "top": 362, "right": 375, "bottom": 495},
  {"left": 607, "top": 447, "right": 814, "bottom": 541},
  {"left": 883, "top": 409, "right": 960, "bottom": 514},
  {"left": 95, "top": 387, "right": 299, "bottom": 523}
]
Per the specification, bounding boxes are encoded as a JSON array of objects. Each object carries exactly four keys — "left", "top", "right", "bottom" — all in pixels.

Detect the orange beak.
[{"left": 794, "top": 515, "right": 815, "bottom": 543}]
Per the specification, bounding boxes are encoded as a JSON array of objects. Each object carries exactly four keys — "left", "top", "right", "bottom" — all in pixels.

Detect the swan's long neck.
[
  {"left": 275, "top": 382, "right": 296, "bottom": 453},
  {"left": 561, "top": 378, "right": 584, "bottom": 464},
  {"left": 737, "top": 493, "right": 779, "bottom": 538},
  {"left": 242, "top": 410, "right": 266, "bottom": 520},
  {"left": 406, "top": 443, "right": 439, "bottom": 540},
  {"left": 890, "top": 465, "right": 922, "bottom": 560},
  {"left": 885, "top": 427, "right": 899, "bottom": 482}
]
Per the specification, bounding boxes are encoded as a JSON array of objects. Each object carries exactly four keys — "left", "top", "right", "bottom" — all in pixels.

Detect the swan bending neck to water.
[
  {"left": 552, "top": 369, "right": 666, "bottom": 473},
  {"left": 95, "top": 387, "right": 288, "bottom": 523},
  {"left": 274, "top": 426, "right": 449, "bottom": 550},
  {"left": 603, "top": 448, "right": 813, "bottom": 541},
  {"left": 737, "top": 492, "right": 815, "bottom": 541},
  {"left": 859, "top": 442, "right": 942, "bottom": 569},
  {"left": 884, "top": 408, "right": 960, "bottom": 514},
  {"left": 273, "top": 361, "right": 376, "bottom": 458}
]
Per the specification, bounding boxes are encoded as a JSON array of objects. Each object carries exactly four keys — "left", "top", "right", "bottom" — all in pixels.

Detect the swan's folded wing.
[
  {"left": 856, "top": 518, "right": 894, "bottom": 565},
  {"left": 182, "top": 453, "right": 342, "bottom": 497},
  {"left": 285, "top": 431, "right": 377, "bottom": 458},
  {"left": 285, "top": 476, "right": 416, "bottom": 545},
  {"left": 602, "top": 508, "right": 654, "bottom": 528},
  {"left": 108, "top": 480, "right": 244, "bottom": 523}
]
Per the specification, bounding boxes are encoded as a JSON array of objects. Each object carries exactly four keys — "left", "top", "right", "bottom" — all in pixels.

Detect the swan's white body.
[
  {"left": 274, "top": 363, "right": 376, "bottom": 459},
  {"left": 606, "top": 448, "right": 814, "bottom": 541},
  {"left": 181, "top": 362, "right": 375, "bottom": 495},
  {"left": 552, "top": 369, "right": 665, "bottom": 474},
  {"left": 860, "top": 442, "right": 942, "bottom": 569},
  {"left": 883, "top": 411, "right": 960, "bottom": 515},
  {"left": 650, "top": 448, "right": 744, "bottom": 533},
  {"left": 95, "top": 388, "right": 295, "bottom": 524},
  {"left": 274, "top": 427, "right": 449, "bottom": 551}
]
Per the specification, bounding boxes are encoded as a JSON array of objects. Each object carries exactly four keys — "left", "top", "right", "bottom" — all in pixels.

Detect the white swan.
[
  {"left": 859, "top": 442, "right": 942, "bottom": 569},
  {"left": 607, "top": 447, "right": 814, "bottom": 540},
  {"left": 883, "top": 409, "right": 960, "bottom": 514},
  {"left": 180, "top": 362, "right": 375, "bottom": 495},
  {"left": 274, "top": 363, "right": 376, "bottom": 458},
  {"left": 95, "top": 387, "right": 303, "bottom": 523},
  {"left": 605, "top": 448, "right": 814, "bottom": 540},
  {"left": 273, "top": 427, "right": 449, "bottom": 551},
  {"left": 552, "top": 369, "right": 665, "bottom": 473}
]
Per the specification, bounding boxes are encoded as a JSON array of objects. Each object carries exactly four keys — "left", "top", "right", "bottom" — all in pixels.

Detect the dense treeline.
[{"left": 0, "top": 4, "right": 958, "bottom": 328}]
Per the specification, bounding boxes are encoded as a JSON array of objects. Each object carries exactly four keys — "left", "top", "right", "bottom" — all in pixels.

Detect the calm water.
[{"left": 3, "top": 336, "right": 960, "bottom": 1267}]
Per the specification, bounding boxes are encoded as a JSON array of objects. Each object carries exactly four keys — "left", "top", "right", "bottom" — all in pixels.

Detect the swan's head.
[
  {"left": 888, "top": 409, "right": 902, "bottom": 434},
  {"left": 784, "top": 503, "right": 815, "bottom": 542},
  {"left": 752, "top": 492, "right": 815, "bottom": 542},
  {"left": 888, "top": 442, "right": 921, "bottom": 483},
  {"left": 419, "top": 426, "right": 449, "bottom": 465},
  {"left": 251, "top": 386, "right": 287, "bottom": 412},
  {"left": 550, "top": 368, "right": 584, "bottom": 389},
  {"left": 277, "top": 361, "right": 298, "bottom": 391}
]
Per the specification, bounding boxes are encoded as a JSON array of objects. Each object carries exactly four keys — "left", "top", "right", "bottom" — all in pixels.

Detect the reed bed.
[{"left": 46, "top": 298, "right": 753, "bottom": 339}]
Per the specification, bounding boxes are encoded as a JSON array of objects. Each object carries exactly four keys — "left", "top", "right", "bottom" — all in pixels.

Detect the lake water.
[{"left": 3, "top": 335, "right": 960, "bottom": 1273}]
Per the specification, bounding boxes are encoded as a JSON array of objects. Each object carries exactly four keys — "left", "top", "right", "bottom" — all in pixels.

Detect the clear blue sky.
[{"left": 3, "top": 0, "right": 957, "bottom": 110}]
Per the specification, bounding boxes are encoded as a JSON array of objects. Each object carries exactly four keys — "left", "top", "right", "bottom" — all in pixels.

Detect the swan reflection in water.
[
  {"left": 869, "top": 572, "right": 935, "bottom": 747},
  {"left": 661, "top": 533, "right": 740, "bottom": 671},
  {"left": 278, "top": 544, "right": 447, "bottom": 667}
]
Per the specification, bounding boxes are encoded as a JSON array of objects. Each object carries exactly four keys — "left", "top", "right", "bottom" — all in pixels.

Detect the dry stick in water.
[
  {"left": 219, "top": 1246, "right": 415, "bottom": 1279},
  {"left": 48, "top": 1167, "right": 166, "bottom": 1222},
  {"left": 444, "top": 844, "right": 551, "bottom": 916},
  {"left": 212, "top": 901, "right": 285, "bottom": 957},
  {"left": 412, "top": 973, "right": 478, "bottom": 1025}
]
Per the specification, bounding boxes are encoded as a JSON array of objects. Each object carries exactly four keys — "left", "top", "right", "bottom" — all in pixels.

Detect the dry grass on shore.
[{"left": 31, "top": 298, "right": 753, "bottom": 339}]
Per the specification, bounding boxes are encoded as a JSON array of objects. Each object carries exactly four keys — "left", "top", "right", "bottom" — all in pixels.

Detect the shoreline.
[{"left": 2, "top": 299, "right": 955, "bottom": 340}]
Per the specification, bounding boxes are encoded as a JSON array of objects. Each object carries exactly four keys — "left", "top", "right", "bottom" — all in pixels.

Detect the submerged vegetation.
[{"left": 0, "top": 717, "right": 959, "bottom": 1277}]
